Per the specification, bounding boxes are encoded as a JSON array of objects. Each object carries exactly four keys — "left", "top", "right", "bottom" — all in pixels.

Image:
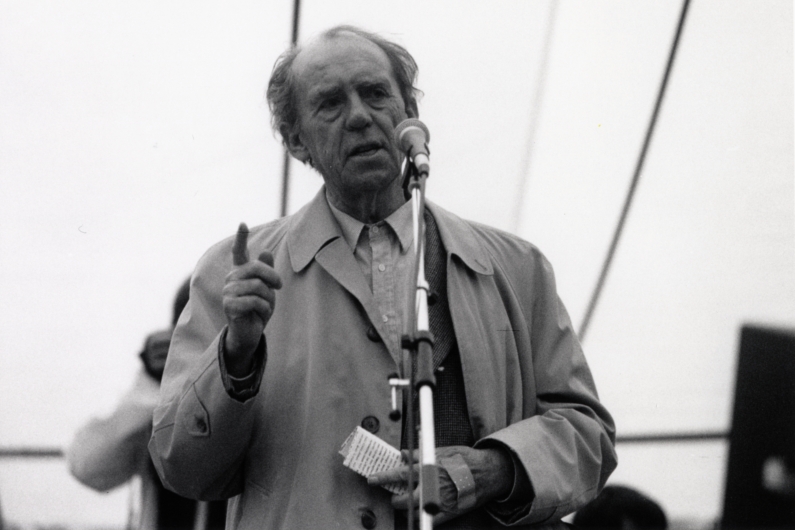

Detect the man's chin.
[{"left": 342, "top": 161, "right": 401, "bottom": 188}]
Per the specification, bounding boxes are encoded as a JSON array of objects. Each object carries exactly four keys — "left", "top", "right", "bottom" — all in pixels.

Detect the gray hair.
[{"left": 266, "top": 25, "right": 421, "bottom": 145}]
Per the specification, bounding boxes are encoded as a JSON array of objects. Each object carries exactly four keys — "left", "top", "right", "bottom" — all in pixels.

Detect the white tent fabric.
[{"left": 0, "top": 1, "right": 792, "bottom": 526}]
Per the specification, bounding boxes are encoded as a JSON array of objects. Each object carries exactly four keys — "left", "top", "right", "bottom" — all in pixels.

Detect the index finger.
[
  {"left": 368, "top": 465, "right": 408, "bottom": 487},
  {"left": 232, "top": 222, "right": 249, "bottom": 266}
]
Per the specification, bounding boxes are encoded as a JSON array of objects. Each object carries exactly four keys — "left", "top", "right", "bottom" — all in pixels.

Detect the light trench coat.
[{"left": 150, "top": 188, "right": 617, "bottom": 529}]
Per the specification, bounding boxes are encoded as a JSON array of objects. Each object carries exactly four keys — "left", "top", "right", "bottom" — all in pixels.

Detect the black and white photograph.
[{"left": 0, "top": 1, "right": 792, "bottom": 529}]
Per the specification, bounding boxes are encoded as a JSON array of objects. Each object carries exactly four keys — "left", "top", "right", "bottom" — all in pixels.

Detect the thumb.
[
  {"left": 257, "top": 250, "right": 275, "bottom": 268},
  {"left": 232, "top": 222, "right": 250, "bottom": 266}
]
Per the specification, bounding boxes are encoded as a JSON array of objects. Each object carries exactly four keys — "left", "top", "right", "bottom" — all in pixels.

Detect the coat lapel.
[
  {"left": 313, "top": 238, "right": 384, "bottom": 329},
  {"left": 286, "top": 187, "right": 397, "bottom": 364}
]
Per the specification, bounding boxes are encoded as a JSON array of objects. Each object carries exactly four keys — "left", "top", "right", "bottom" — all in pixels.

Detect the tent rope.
[{"left": 578, "top": 0, "right": 691, "bottom": 342}]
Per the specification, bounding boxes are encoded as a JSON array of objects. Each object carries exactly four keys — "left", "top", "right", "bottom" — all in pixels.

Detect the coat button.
[
  {"left": 361, "top": 416, "right": 380, "bottom": 434},
  {"left": 366, "top": 325, "right": 382, "bottom": 342},
  {"left": 360, "top": 509, "right": 377, "bottom": 529},
  {"left": 195, "top": 417, "right": 207, "bottom": 433}
]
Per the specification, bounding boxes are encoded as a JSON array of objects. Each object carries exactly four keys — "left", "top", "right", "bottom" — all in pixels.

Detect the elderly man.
[{"left": 150, "top": 25, "right": 617, "bottom": 529}]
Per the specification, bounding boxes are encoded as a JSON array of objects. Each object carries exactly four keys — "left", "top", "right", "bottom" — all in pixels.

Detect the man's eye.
[
  {"left": 319, "top": 97, "right": 342, "bottom": 110},
  {"left": 365, "top": 87, "right": 389, "bottom": 100}
]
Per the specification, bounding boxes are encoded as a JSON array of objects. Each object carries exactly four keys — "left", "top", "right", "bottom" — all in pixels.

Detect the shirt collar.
[
  {"left": 326, "top": 193, "right": 414, "bottom": 254},
  {"left": 385, "top": 199, "right": 414, "bottom": 253},
  {"left": 327, "top": 200, "right": 365, "bottom": 251},
  {"left": 287, "top": 186, "right": 493, "bottom": 276}
]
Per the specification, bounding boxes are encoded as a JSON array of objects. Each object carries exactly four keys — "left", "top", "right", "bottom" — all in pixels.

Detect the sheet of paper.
[{"left": 340, "top": 426, "right": 407, "bottom": 494}]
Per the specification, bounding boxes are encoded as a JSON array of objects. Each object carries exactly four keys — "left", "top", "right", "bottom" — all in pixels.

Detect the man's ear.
[
  {"left": 281, "top": 123, "right": 311, "bottom": 164},
  {"left": 405, "top": 97, "right": 419, "bottom": 120}
]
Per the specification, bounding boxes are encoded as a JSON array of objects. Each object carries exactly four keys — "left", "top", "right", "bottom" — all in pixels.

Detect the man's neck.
[{"left": 325, "top": 185, "right": 406, "bottom": 224}]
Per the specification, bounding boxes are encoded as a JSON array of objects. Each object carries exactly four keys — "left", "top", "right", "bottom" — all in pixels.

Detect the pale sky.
[{"left": 1, "top": 1, "right": 793, "bottom": 526}]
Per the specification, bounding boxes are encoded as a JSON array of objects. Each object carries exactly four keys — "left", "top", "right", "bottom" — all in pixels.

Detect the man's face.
[{"left": 287, "top": 34, "right": 414, "bottom": 208}]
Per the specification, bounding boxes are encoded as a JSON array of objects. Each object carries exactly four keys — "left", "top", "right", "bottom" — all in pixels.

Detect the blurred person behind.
[
  {"left": 573, "top": 485, "right": 667, "bottom": 530},
  {"left": 67, "top": 278, "right": 226, "bottom": 529}
]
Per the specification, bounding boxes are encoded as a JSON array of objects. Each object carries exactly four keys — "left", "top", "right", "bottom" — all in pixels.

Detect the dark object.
[
  {"left": 361, "top": 416, "right": 380, "bottom": 434},
  {"left": 420, "top": 463, "right": 440, "bottom": 515},
  {"left": 172, "top": 277, "right": 191, "bottom": 326},
  {"left": 366, "top": 325, "right": 382, "bottom": 342},
  {"left": 141, "top": 278, "right": 191, "bottom": 381},
  {"left": 574, "top": 485, "right": 667, "bottom": 530},
  {"left": 722, "top": 325, "right": 795, "bottom": 528},
  {"left": 615, "top": 430, "right": 726, "bottom": 444},
  {"left": 360, "top": 508, "right": 377, "bottom": 529},
  {"left": 139, "top": 329, "right": 172, "bottom": 382},
  {"left": 150, "top": 461, "right": 226, "bottom": 530}
]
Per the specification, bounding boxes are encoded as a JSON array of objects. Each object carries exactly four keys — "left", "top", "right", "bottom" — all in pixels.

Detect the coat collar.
[
  {"left": 287, "top": 187, "right": 344, "bottom": 273},
  {"left": 286, "top": 186, "right": 493, "bottom": 276},
  {"left": 426, "top": 200, "right": 494, "bottom": 276}
]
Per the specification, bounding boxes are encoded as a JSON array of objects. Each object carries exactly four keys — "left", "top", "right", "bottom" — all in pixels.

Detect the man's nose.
[{"left": 345, "top": 95, "right": 372, "bottom": 130}]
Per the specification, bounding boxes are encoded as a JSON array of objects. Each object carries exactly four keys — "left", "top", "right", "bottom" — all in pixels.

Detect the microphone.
[{"left": 394, "top": 119, "right": 430, "bottom": 176}]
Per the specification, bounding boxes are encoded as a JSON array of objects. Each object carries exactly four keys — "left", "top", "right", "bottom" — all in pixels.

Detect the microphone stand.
[{"left": 392, "top": 154, "right": 440, "bottom": 530}]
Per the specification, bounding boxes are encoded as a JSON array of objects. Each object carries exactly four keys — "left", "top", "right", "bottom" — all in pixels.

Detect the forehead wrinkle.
[
  {"left": 306, "top": 73, "right": 394, "bottom": 104},
  {"left": 293, "top": 34, "right": 396, "bottom": 86},
  {"left": 356, "top": 76, "right": 392, "bottom": 89}
]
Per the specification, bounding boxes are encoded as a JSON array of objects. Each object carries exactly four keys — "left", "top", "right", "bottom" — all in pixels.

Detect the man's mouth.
[{"left": 349, "top": 142, "right": 383, "bottom": 158}]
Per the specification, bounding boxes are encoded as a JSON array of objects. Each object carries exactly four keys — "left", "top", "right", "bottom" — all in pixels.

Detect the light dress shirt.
[{"left": 327, "top": 196, "right": 415, "bottom": 360}]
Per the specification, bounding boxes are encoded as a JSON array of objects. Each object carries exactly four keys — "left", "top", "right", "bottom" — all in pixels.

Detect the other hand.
[{"left": 367, "top": 445, "right": 513, "bottom": 524}]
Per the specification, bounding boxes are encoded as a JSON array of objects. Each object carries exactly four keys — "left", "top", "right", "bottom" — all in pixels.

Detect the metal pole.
[
  {"left": 511, "top": 0, "right": 558, "bottom": 233},
  {"left": 578, "top": 0, "right": 691, "bottom": 341},
  {"left": 410, "top": 184, "right": 438, "bottom": 530},
  {"left": 279, "top": 0, "right": 301, "bottom": 217},
  {"left": 402, "top": 165, "right": 440, "bottom": 529}
]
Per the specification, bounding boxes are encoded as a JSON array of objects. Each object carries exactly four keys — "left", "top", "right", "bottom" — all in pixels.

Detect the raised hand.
[{"left": 223, "top": 223, "right": 282, "bottom": 376}]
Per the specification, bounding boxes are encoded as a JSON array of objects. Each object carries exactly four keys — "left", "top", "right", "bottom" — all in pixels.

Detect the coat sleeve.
[
  {"left": 148, "top": 241, "right": 261, "bottom": 501},
  {"left": 478, "top": 249, "right": 618, "bottom": 525},
  {"left": 67, "top": 370, "right": 158, "bottom": 492}
]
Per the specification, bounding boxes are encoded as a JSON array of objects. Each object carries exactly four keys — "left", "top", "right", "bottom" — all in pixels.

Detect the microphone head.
[{"left": 394, "top": 118, "right": 430, "bottom": 152}]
